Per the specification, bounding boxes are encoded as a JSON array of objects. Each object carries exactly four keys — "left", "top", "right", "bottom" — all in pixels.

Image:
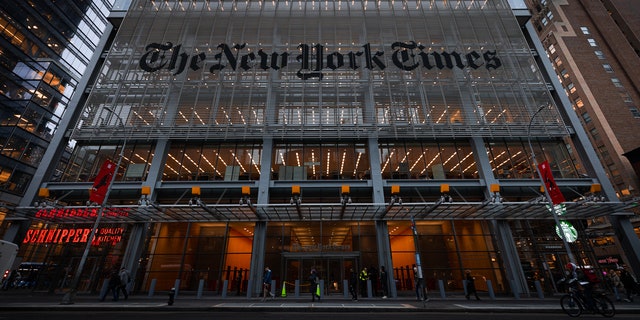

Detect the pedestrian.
[
  {"left": 359, "top": 267, "right": 368, "bottom": 297},
  {"left": 262, "top": 266, "right": 274, "bottom": 301},
  {"left": 465, "top": 270, "right": 480, "bottom": 300},
  {"left": 380, "top": 265, "right": 389, "bottom": 299},
  {"left": 413, "top": 264, "right": 429, "bottom": 301},
  {"left": 100, "top": 270, "right": 121, "bottom": 302},
  {"left": 608, "top": 269, "right": 622, "bottom": 301},
  {"left": 620, "top": 268, "right": 636, "bottom": 302},
  {"left": 369, "top": 266, "right": 378, "bottom": 297},
  {"left": 309, "top": 269, "right": 320, "bottom": 302},
  {"left": 118, "top": 267, "right": 131, "bottom": 300},
  {"left": 349, "top": 267, "right": 358, "bottom": 301}
]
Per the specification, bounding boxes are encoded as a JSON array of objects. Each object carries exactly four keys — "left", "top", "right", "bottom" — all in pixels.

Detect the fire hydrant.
[{"left": 168, "top": 287, "right": 176, "bottom": 305}]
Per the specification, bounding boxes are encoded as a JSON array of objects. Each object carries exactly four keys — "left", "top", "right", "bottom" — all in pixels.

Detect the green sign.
[{"left": 555, "top": 220, "right": 578, "bottom": 243}]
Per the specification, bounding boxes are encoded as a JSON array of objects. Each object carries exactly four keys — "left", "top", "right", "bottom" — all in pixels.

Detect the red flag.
[
  {"left": 538, "top": 160, "right": 565, "bottom": 205},
  {"left": 90, "top": 160, "right": 116, "bottom": 204}
]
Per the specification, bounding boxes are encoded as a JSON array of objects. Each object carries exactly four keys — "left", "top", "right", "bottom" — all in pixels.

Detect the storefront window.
[
  {"left": 143, "top": 222, "right": 253, "bottom": 292},
  {"left": 388, "top": 220, "right": 504, "bottom": 294}
]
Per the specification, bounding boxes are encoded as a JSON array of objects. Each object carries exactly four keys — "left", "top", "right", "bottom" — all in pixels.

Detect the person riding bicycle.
[{"left": 562, "top": 262, "right": 597, "bottom": 312}]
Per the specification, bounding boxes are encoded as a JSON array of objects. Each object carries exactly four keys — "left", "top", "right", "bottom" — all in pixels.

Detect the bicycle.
[{"left": 560, "top": 280, "right": 615, "bottom": 317}]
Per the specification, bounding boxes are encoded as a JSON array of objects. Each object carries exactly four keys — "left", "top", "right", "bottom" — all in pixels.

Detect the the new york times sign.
[{"left": 139, "top": 41, "right": 502, "bottom": 81}]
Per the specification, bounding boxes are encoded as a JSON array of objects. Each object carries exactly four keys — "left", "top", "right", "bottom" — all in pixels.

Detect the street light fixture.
[
  {"left": 61, "top": 107, "right": 127, "bottom": 304},
  {"left": 526, "top": 105, "right": 576, "bottom": 264}
]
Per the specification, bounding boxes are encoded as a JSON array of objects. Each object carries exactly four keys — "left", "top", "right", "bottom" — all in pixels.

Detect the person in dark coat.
[
  {"left": 100, "top": 270, "right": 121, "bottom": 302},
  {"left": 309, "top": 269, "right": 320, "bottom": 302},
  {"left": 349, "top": 267, "right": 358, "bottom": 301},
  {"left": 465, "top": 270, "right": 480, "bottom": 300},
  {"left": 620, "top": 269, "right": 636, "bottom": 302},
  {"left": 380, "top": 266, "right": 389, "bottom": 299}
]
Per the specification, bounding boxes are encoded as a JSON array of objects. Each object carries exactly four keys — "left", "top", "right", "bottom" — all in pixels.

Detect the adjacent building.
[
  {"left": 3, "top": 0, "right": 639, "bottom": 298},
  {"left": 0, "top": 0, "right": 114, "bottom": 225}
]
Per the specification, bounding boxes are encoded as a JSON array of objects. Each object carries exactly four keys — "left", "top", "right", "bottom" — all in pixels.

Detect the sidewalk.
[{"left": 1, "top": 291, "right": 640, "bottom": 313}]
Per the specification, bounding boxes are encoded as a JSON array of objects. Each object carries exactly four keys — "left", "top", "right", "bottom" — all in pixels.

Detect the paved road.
[
  {"left": 1, "top": 291, "right": 639, "bottom": 314},
  {"left": 0, "top": 312, "right": 638, "bottom": 320}
]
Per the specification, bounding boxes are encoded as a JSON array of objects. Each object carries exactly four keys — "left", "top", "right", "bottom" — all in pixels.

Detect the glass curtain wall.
[
  {"left": 388, "top": 220, "right": 504, "bottom": 294},
  {"left": 272, "top": 143, "right": 370, "bottom": 180},
  {"left": 163, "top": 142, "right": 263, "bottom": 181},
  {"left": 141, "top": 222, "right": 254, "bottom": 293},
  {"left": 16, "top": 221, "right": 131, "bottom": 293},
  {"left": 379, "top": 141, "right": 478, "bottom": 180},
  {"left": 61, "top": 142, "right": 154, "bottom": 183}
]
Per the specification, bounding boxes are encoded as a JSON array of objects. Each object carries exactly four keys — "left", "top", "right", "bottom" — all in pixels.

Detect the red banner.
[
  {"left": 538, "top": 160, "right": 565, "bottom": 205},
  {"left": 89, "top": 160, "right": 116, "bottom": 204}
]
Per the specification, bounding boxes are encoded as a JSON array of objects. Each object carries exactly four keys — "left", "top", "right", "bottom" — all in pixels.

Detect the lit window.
[
  {"left": 602, "top": 64, "right": 613, "bottom": 73},
  {"left": 588, "top": 39, "right": 597, "bottom": 47},
  {"left": 580, "top": 27, "right": 590, "bottom": 35},
  {"left": 560, "top": 69, "right": 569, "bottom": 79},
  {"left": 554, "top": 56, "right": 563, "bottom": 66},
  {"left": 546, "top": 11, "right": 554, "bottom": 21},
  {"left": 611, "top": 78, "right": 623, "bottom": 88},
  {"left": 575, "top": 98, "right": 584, "bottom": 108},
  {"left": 548, "top": 44, "right": 556, "bottom": 54}
]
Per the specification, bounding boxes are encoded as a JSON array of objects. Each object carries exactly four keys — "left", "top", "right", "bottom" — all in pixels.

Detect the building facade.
[
  {"left": 0, "top": 0, "right": 114, "bottom": 222},
  {"left": 3, "top": 0, "right": 640, "bottom": 298},
  {"left": 525, "top": 0, "right": 640, "bottom": 198}
]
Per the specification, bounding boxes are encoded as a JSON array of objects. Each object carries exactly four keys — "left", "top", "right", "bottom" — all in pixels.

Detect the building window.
[
  {"left": 590, "top": 128, "right": 600, "bottom": 141},
  {"left": 560, "top": 69, "right": 569, "bottom": 79},
  {"left": 621, "top": 93, "right": 633, "bottom": 103},
  {"left": 582, "top": 112, "right": 591, "bottom": 124},
  {"left": 566, "top": 83, "right": 576, "bottom": 94},
  {"left": 379, "top": 141, "right": 477, "bottom": 180},
  {"left": 546, "top": 11, "right": 554, "bottom": 21},
  {"left": 611, "top": 78, "right": 623, "bottom": 88},
  {"left": 554, "top": 56, "right": 563, "bottom": 66},
  {"left": 602, "top": 64, "right": 613, "bottom": 73},
  {"left": 594, "top": 50, "right": 605, "bottom": 59},
  {"left": 575, "top": 98, "right": 584, "bottom": 108},
  {"left": 548, "top": 43, "right": 556, "bottom": 54},
  {"left": 588, "top": 39, "right": 597, "bottom": 47},
  {"left": 630, "top": 108, "right": 640, "bottom": 118}
]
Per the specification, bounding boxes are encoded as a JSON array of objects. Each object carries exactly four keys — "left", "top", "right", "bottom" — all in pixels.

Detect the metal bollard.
[{"left": 168, "top": 287, "right": 176, "bottom": 305}]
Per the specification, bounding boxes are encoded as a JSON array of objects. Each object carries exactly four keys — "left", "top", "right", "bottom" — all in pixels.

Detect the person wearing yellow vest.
[{"left": 359, "top": 267, "right": 368, "bottom": 297}]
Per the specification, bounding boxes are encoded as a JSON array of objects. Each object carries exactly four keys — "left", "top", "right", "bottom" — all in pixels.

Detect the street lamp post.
[
  {"left": 527, "top": 105, "right": 576, "bottom": 264},
  {"left": 61, "top": 107, "right": 127, "bottom": 304}
]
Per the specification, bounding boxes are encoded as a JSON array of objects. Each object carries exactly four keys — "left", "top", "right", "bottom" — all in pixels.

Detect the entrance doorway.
[{"left": 283, "top": 252, "right": 359, "bottom": 295}]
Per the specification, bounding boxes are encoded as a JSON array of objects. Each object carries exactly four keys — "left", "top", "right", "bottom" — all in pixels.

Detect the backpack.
[{"left": 583, "top": 268, "right": 600, "bottom": 284}]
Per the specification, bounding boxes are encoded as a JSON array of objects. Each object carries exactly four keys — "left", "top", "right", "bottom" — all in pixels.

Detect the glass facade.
[
  {"left": 0, "top": 1, "right": 113, "bottom": 206},
  {"left": 6, "top": 0, "right": 633, "bottom": 299}
]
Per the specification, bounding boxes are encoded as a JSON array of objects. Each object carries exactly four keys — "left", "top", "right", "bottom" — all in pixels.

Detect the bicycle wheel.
[
  {"left": 594, "top": 295, "right": 615, "bottom": 317},
  {"left": 560, "top": 294, "right": 583, "bottom": 317}
]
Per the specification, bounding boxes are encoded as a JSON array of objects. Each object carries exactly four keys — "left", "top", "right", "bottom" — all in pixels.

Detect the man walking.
[
  {"left": 262, "top": 266, "right": 274, "bottom": 301},
  {"left": 118, "top": 267, "right": 131, "bottom": 300}
]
